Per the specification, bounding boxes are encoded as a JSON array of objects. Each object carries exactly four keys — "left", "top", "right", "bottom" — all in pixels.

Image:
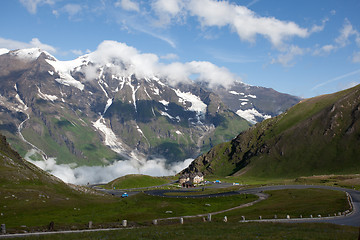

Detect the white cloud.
[
  {"left": 335, "top": 19, "right": 360, "bottom": 48},
  {"left": 88, "top": 40, "right": 159, "bottom": 79},
  {"left": 27, "top": 155, "right": 193, "bottom": 185},
  {"left": 0, "top": 37, "right": 56, "bottom": 53},
  {"left": 83, "top": 40, "right": 239, "bottom": 88},
  {"left": 150, "top": 0, "right": 309, "bottom": 49},
  {"left": 271, "top": 45, "right": 306, "bottom": 67},
  {"left": 187, "top": 0, "right": 308, "bottom": 49},
  {"left": 129, "top": 0, "right": 309, "bottom": 50},
  {"left": 152, "top": 0, "right": 184, "bottom": 16},
  {"left": 313, "top": 44, "right": 336, "bottom": 56},
  {"left": 151, "top": 0, "right": 186, "bottom": 26},
  {"left": 310, "top": 18, "right": 329, "bottom": 34},
  {"left": 115, "top": 0, "right": 140, "bottom": 12},
  {"left": 19, "top": 0, "right": 54, "bottom": 14},
  {"left": 186, "top": 61, "right": 239, "bottom": 88},
  {"left": 159, "top": 61, "right": 239, "bottom": 88}
]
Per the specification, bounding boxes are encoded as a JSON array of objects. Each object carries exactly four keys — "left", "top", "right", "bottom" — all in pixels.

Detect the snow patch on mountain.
[
  {"left": 229, "top": 90, "right": 244, "bottom": 95},
  {"left": 160, "top": 111, "right": 178, "bottom": 121},
  {"left": 159, "top": 100, "right": 169, "bottom": 106},
  {"left": 14, "top": 94, "right": 28, "bottom": 111},
  {"left": 236, "top": 108, "right": 271, "bottom": 124},
  {"left": 103, "top": 98, "right": 113, "bottom": 115},
  {"left": 175, "top": 89, "right": 207, "bottom": 114},
  {"left": 45, "top": 56, "right": 87, "bottom": 91},
  {"left": 92, "top": 117, "right": 124, "bottom": 154},
  {"left": 37, "top": 87, "right": 58, "bottom": 102},
  {"left": 0, "top": 48, "right": 9, "bottom": 55}
]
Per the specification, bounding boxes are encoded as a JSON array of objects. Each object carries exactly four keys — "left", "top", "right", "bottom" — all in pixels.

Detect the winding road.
[
  {"left": 143, "top": 184, "right": 360, "bottom": 227},
  {"left": 0, "top": 184, "right": 358, "bottom": 239}
]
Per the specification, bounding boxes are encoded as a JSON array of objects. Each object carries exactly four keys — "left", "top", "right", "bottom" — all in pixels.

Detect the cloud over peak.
[{"left": 83, "top": 40, "right": 239, "bottom": 88}]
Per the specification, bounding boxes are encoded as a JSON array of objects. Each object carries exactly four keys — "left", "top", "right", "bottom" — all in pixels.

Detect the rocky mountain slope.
[
  {"left": 182, "top": 84, "right": 360, "bottom": 178},
  {"left": 0, "top": 47, "right": 252, "bottom": 166},
  {"left": 0, "top": 45, "right": 299, "bottom": 168},
  {"left": 209, "top": 82, "right": 301, "bottom": 123}
]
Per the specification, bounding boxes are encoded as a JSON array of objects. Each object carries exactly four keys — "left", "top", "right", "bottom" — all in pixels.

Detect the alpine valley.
[{"left": 0, "top": 43, "right": 299, "bottom": 175}]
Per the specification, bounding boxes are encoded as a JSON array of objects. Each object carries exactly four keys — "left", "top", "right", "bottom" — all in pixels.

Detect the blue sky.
[{"left": 1, "top": 0, "right": 360, "bottom": 98}]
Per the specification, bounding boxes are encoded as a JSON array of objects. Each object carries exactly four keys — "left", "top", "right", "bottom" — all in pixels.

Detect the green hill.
[
  {"left": 106, "top": 174, "right": 172, "bottom": 189},
  {"left": 182, "top": 85, "right": 360, "bottom": 178},
  {"left": 0, "top": 133, "right": 120, "bottom": 230}
]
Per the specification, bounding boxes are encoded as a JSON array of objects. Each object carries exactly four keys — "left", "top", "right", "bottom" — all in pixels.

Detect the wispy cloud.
[
  {"left": 313, "top": 19, "right": 360, "bottom": 57},
  {"left": 247, "top": 0, "right": 261, "bottom": 8},
  {"left": 311, "top": 69, "right": 360, "bottom": 91},
  {"left": 310, "top": 17, "right": 329, "bottom": 34},
  {"left": 132, "top": 25, "right": 177, "bottom": 48},
  {"left": 335, "top": 19, "right": 360, "bottom": 48},
  {"left": 271, "top": 45, "right": 307, "bottom": 67}
]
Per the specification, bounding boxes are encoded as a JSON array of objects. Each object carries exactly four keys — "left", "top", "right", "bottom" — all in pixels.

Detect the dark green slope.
[{"left": 183, "top": 85, "right": 360, "bottom": 178}]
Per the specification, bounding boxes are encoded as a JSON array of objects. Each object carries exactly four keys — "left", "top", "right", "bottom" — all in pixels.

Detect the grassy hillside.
[
  {"left": 106, "top": 174, "right": 172, "bottom": 189},
  {"left": 183, "top": 84, "right": 360, "bottom": 178}
]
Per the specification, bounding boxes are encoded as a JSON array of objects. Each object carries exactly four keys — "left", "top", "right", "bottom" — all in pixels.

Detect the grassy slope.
[
  {"left": 105, "top": 174, "right": 172, "bottom": 189},
  {"left": 186, "top": 85, "right": 360, "bottom": 178}
]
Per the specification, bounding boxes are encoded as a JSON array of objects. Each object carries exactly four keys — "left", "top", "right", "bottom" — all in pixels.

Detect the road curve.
[
  {"left": 145, "top": 185, "right": 360, "bottom": 227},
  {"left": 0, "top": 185, "right": 358, "bottom": 239}
]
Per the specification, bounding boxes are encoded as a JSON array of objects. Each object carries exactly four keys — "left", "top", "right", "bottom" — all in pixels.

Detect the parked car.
[{"left": 121, "top": 192, "right": 128, "bottom": 198}]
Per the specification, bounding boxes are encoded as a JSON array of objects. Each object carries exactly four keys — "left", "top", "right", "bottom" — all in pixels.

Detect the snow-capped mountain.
[
  {"left": 0, "top": 46, "right": 250, "bottom": 167},
  {"left": 0, "top": 44, "right": 299, "bottom": 168}
]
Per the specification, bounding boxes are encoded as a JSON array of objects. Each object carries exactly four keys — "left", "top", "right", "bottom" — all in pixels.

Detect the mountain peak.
[{"left": 7, "top": 48, "right": 56, "bottom": 62}]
